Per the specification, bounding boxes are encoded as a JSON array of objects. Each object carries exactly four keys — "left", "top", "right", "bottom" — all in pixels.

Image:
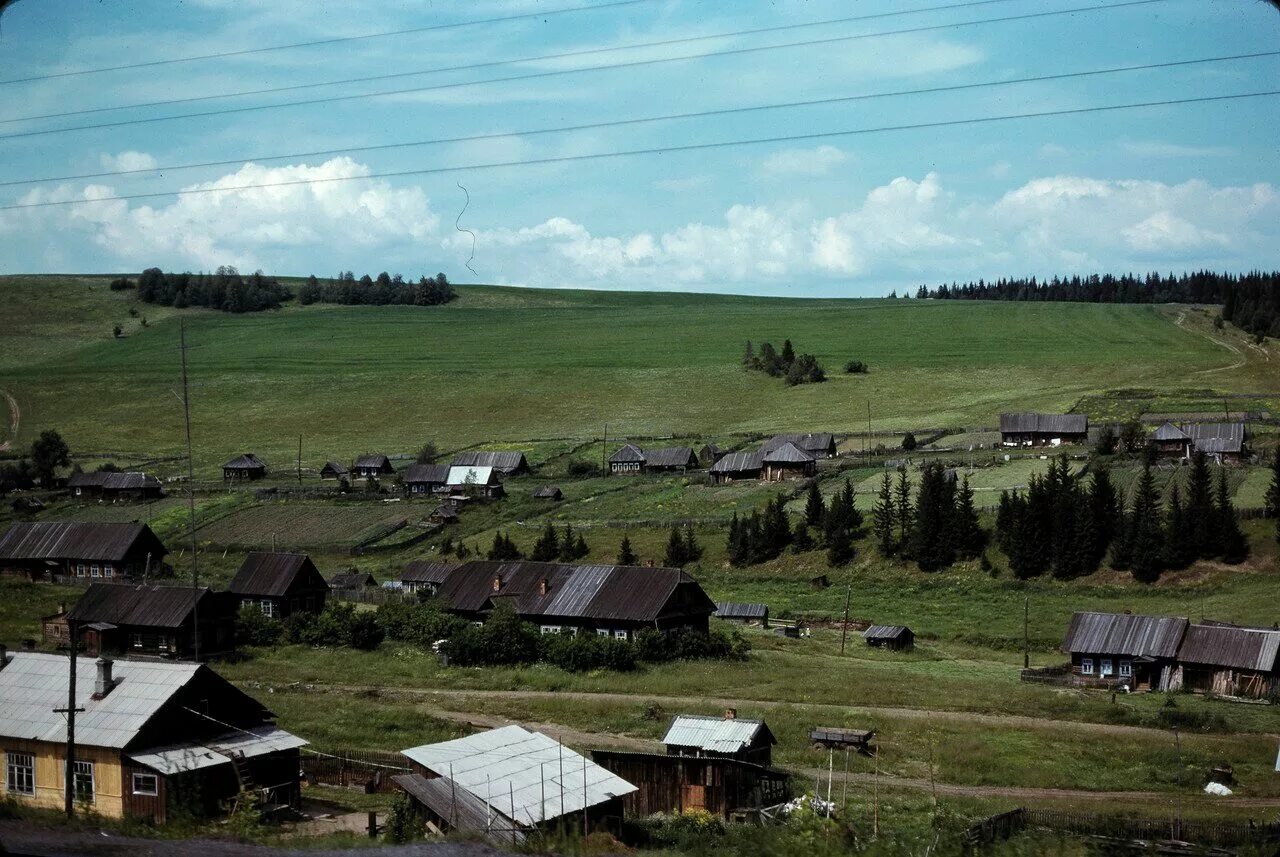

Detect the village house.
[
  {"left": 445, "top": 465, "right": 504, "bottom": 499},
  {"left": 699, "top": 442, "right": 726, "bottom": 466},
  {"left": 762, "top": 433, "right": 837, "bottom": 459},
  {"left": 399, "top": 560, "right": 457, "bottom": 596},
  {"left": 429, "top": 501, "right": 461, "bottom": 526},
  {"left": 352, "top": 454, "right": 395, "bottom": 480},
  {"left": 222, "top": 453, "right": 267, "bottom": 481},
  {"left": 715, "top": 602, "right": 769, "bottom": 628},
  {"left": 227, "top": 552, "right": 330, "bottom": 619},
  {"left": 608, "top": 444, "right": 645, "bottom": 475},
  {"left": 1061, "top": 611, "right": 1188, "bottom": 691},
  {"left": 404, "top": 463, "right": 450, "bottom": 496},
  {"left": 48, "top": 584, "right": 236, "bottom": 660},
  {"left": 662, "top": 711, "right": 776, "bottom": 767},
  {"left": 327, "top": 570, "right": 377, "bottom": 594},
  {"left": 0, "top": 649, "right": 306, "bottom": 824},
  {"left": 394, "top": 725, "right": 636, "bottom": 843},
  {"left": 708, "top": 450, "right": 764, "bottom": 484},
  {"left": 319, "top": 460, "right": 348, "bottom": 480},
  {"left": 532, "top": 485, "right": 563, "bottom": 501},
  {"left": 999, "top": 413, "right": 1089, "bottom": 447},
  {"left": 863, "top": 624, "right": 915, "bottom": 651},
  {"left": 450, "top": 450, "right": 530, "bottom": 476},
  {"left": 760, "top": 442, "right": 817, "bottom": 481},
  {"left": 1152, "top": 422, "right": 1192, "bottom": 459},
  {"left": 68, "top": 471, "right": 164, "bottom": 502},
  {"left": 0, "top": 521, "right": 168, "bottom": 583},
  {"left": 1172, "top": 622, "right": 1279, "bottom": 699},
  {"left": 431, "top": 560, "right": 716, "bottom": 639},
  {"left": 609, "top": 445, "right": 699, "bottom": 475},
  {"left": 1186, "top": 421, "right": 1246, "bottom": 463}
]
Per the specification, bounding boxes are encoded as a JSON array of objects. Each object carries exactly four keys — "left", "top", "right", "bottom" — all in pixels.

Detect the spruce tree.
[
  {"left": 557, "top": 525, "right": 578, "bottom": 561},
  {"left": 1185, "top": 449, "right": 1216, "bottom": 558},
  {"left": 826, "top": 523, "right": 854, "bottom": 566},
  {"left": 1216, "top": 469, "right": 1249, "bottom": 564},
  {"left": 1126, "top": 461, "right": 1164, "bottom": 583},
  {"left": 953, "top": 475, "right": 984, "bottom": 560},
  {"left": 530, "top": 522, "right": 559, "bottom": 562},
  {"left": 663, "top": 526, "right": 686, "bottom": 567},
  {"left": 908, "top": 462, "right": 956, "bottom": 571},
  {"left": 1266, "top": 449, "right": 1280, "bottom": 546},
  {"left": 1087, "top": 468, "right": 1119, "bottom": 568},
  {"left": 994, "top": 490, "right": 1014, "bottom": 554},
  {"left": 873, "top": 471, "right": 896, "bottom": 556},
  {"left": 792, "top": 522, "right": 815, "bottom": 552},
  {"left": 1162, "top": 485, "right": 1193, "bottom": 569},
  {"left": 618, "top": 534, "right": 637, "bottom": 566},
  {"left": 573, "top": 532, "right": 589, "bottom": 561},
  {"left": 780, "top": 338, "right": 796, "bottom": 367},
  {"left": 804, "top": 481, "right": 826, "bottom": 528},
  {"left": 842, "top": 479, "right": 862, "bottom": 531},
  {"left": 683, "top": 525, "right": 703, "bottom": 563},
  {"left": 894, "top": 468, "right": 913, "bottom": 547},
  {"left": 763, "top": 496, "right": 792, "bottom": 555}
]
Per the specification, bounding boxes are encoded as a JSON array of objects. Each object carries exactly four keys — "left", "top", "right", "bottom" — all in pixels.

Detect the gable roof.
[
  {"left": 393, "top": 772, "right": 520, "bottom": 840},
  {"left": 446, "top": 465, "right": 499, "bottom": 487},
  {"left": 762, "top": 433, "right": 835, "bottom": 454},
  {"left": 999, "top": 413, "right": 1088, "bottom": 435},
  {"left": 662, "top": 714, "right": 775, "bottom": 753},
  {"left": 864, "top": 624, "right": 913, "bottom": 641},
  {"left": 401, "top": 725, "right": 635, "bottom": 826},
  {"left": 1153, "top": 422, "right": 1190, "bottom": 442},
  {"left": 532, "top": 485, "right": 562, "bottom": 499},
  {"left": 0, "top": 651, "right": 203, "bottom": 749},
  {"left": 405, "top": 463, "right": 450, "bottom": 483},
  {"left": 643, "top": 447, "right": 698, "bottom": 468},
  {"left": 1178, "top": 624, "right": 1280, "bottom": 672},
  {"left": 1063, "top": 611, "right": 1187, "bottom": 658},
  {"left": 401, "top": 560, "right": 457, "bottom": 584},
  {"left": 0, "top": 521, "right": 166, "bottom": 562},
  {"left": 229, "top": 552, "right": 327, "bottom": 598},
  {"left": 451, "top": 451, "right": 528, "bottom": 473},
  {"left": 66, "top": 583, "right": 212, "bottom": 628},
  {"left": 329, "top": 571, "right": 376, "bottom": 589},
  {"left": 353, "top": 454, "right": 392, "bottom": 470},
  {"left": 1186, "top": 422, "right": 1245, "bottom": 454},
  {"left": 68, "top": 471, "right": 162, "bottom": 491},
  {"left": 762, "top": 441, "right": 815, "bottom": 464},
  {"left": 715, "top": 602, "right": 768, "bottom": 620},
  {"left": 320, "top": 460, "right": 348, "bottom": 475},
  {"left": 223, "top": 453, "right": 266, "bottom": 470},
  {"left": 437, "top": 561, "right": 714, "bottom": 623},
  {"left": 609, "top": 444, "right": 645, "bottom": 464},
  {"left": 709, "top": 450, "right": 764, "bottom": 474}
]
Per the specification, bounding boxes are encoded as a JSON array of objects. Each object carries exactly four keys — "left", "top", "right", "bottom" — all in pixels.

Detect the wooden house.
[
  {"left": 532, "top": 485, "right": 563, "bottom": 501},
  {"left": 222, "top": 453, "right": 266, "bottom": 481},
  {"left": 399, "top": 560, "right": 456, "bottom": 595},
  {"left": 761, "top": 442, "right": 816, "bottom": 481},
  {"left": 450, "top": 450, "right": 530, "bottom": 476},
  {"left": 762, "top": 433, "right": 837, "bottom": 459},
  {"left": 999, "top": 413, "right": 1088, "bottom": 447},
  {"left": 715, "top": 602, "right": 768, "bottom": 628},
  {"left": 228, "top": 552, "right": 329, "bottom": 619},
  {"left": 1186, "top": 422, "right": 1246, "bottom": 463},
  {"left": 0, "top": 522, "right": 168, "bottom": 583},
  {"left": 591, "top": 749, "right": 788, "bottom": 820},
  {"left": 403, "top": 463, "right": 449, "bottom": 496},
  {"left": 55, "top": 584, "right": 236, "bottom": 660},
  {"left": 429, "top": 501, "right": 461, "bottom": 525},
  {"left": 611, "top": 445, "right": 700, "bottom": 475},
  {"left": 708, "top": 451, "right": 764, "bottom": 484},
  {"left": 863, "top": 624, "right": 914, "bottom": 651},
  {"left": 1062, "top": 611, "right": 1187, "bottom": 691},
  {"left": 395, "top": 726, "right": 635, "bottom": 843},
  {"left": 699, "top": 443, "right": 726, "bottom": 466},
  {"left": 319, "top": 460, "right": 348, "bottom": 480},
  {"left": 433, "top": 560, "right": 716, "bottom": 639},
  {"left": 352, "top": 454, "right": 394, "bottom": 479},
  {"left": 662, "top": 711, "right": 776, "bottom": 767},
  {"left": 445, "top": 465, "right": 504, "bottom": 499},
  {"left": 1172, "top": 623, "right": 1280, "bottom": 699},
  {"left": 328, "top": 570, "right": 377, "bottom": 593},
  {"left": 68, "top": 471, "right": 164, "bottom": 502},
  {"left": 0, "top": 650, "right": 306, "bottom": 824},
  {"left": 1152, "top": 422, "right": 1192, "bottom": 459},
  {"left": 609, "top": 444, "right": 645, "bottom": 475}
]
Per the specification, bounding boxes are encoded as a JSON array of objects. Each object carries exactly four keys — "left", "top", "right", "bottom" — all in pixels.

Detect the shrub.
[
  {"left": 901, "top": 432, "right": 917, "bottom": 451},
  {"left": 235, "top": 606, "right": 281, "bottom": 647},
  {"left": 283, "top": 603, "right": 384, "bottom": 650},
  {"left": 843, "top": 360, "right": 868, "bottom": 374},
  {"left": 539, "top": 630, "right": 637, "bottom": 672},
  {"left": 377, "top": 600, "right": 469, "bottom": 647},
  {"left": 567, "top": 460, "right": 601, "bottom": 477},
  {"left": 109, "top": 277, "right": 134, "bottom": 291},
  {"left": 442, "top": 603, "right": 541, "bottom": 666}
]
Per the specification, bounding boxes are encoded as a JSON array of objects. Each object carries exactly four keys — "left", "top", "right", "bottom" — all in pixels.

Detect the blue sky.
[{"left": 0, "top": 0, "right": 1276, "bottom": 295}]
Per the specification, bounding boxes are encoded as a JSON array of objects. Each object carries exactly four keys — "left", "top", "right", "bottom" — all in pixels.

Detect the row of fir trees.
[
  {"left": 871, "top": 462, "right": 984, "bottom": 571},
  {"left": 727, "top": 479, "right": 862, "bottom": 567}
]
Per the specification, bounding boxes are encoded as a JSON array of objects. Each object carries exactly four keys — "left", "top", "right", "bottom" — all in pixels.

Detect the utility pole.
[
  {"left": 56, "top": 619, "right": 84, "bottom": 817},
  {"left": 839, "top": 582, "right": 852, "bottom": 655},
  {"left": 1023, "top": 596, "right": 1030, "bottom": 669},
  {"left": 867, "top": 401, "right": 872, "bottom": 464},
  {"left": 177, "top": 319, "right": 200, "bottom": 661},
  {"left": 601, "top": 424, "right": 607, "bottom": 476},
  {"left": 297, "top": 434, "right": 302, "bottom": 485}
]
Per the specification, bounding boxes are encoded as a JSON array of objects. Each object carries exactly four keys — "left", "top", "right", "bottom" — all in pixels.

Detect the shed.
[
  {"left": 761, "top": 442, "right": 816, "bottom": 481},
  {"left": 319, "top": 461, "right": 348, "bottom": 480},
  {"left": 430, "top": 502, "right": 461, "bottom": 525},
  {"left": 591, "top": 750, "right": 788, "bottom": 819},
  {"left": 352, "top": 454, "right": 395, "bottom": 479},
  {"left": 663, "top": 712, "right": 775, "bottom": 767},
  {"left": 532, "top": 486, "right": 563, "bottom": 501},
  {"left": 1174, "top": 623, "right": 1280, "bottom": 699},
  {"left": 709, "top": 450, "right": 764, "bottom": 484},
  {"left": 228, "top": 552, "right": 329, "bottom": 618},
  {"left": 68, "top": 471, "right": 164, "bottom": 501},
  {"left": 222, "top": 454, "right": 266, "bottom": 481},
  {"left": 715, "top": 602, "right": 769, "bottom": 627},
  {"left": 328, "top": 570, "right": 377, "bottom": 591},
  {"left": 642, "top": 447, "right": 699, "bottom": 472},
  {"left": 999, "top": 413, "right": 1088, "bottom": 447},
  {"left": 863, "top": 625, "right": 914, "bottom": 651},
  {"left": 699, "top": 443, "right": 726, "bottom": 466},
  {"left": 1152, "top": 422, "right": 1191, "bottom": 459},
  {"left": 762, "top": 433, "right": 837, "bottom": 458},
  {"left": 1186, "top": 422, "right": 1246, "bottom": 462},
  {"left": 450, "top": 451, "right": 529, "bottom": 476}
]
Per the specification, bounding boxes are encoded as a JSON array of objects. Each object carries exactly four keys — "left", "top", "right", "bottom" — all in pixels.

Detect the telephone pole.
[
  {"left": 839, "top": 582, "right": 852, "bottom": 655},
  {"left": 297, "top": 434, "right": 302, "bottom": 484},
  {"left": 178, "top": 320, "right": 200, "bottom": 661},
  {"left": 601, "top": 424, "right": 608, "bottom": 476},
  {"left": 56, "top": 619, "right": 84, "bottom": 817},
  {"left": 1023, "top": 596, "right": 1030, "bottom": 669}
]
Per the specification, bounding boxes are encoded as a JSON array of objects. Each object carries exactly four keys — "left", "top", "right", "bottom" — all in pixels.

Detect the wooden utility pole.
[
  {"left": 839, "top": 582, "right": 852, "bottom": 655},
  {"left": 866, "top": 401, "right": 872, "bottom": 463},
  {"left": 56, "top": 620, "right": 84, "bottom": 817},
  {"left": 297, "top": 434, "right": 302, "bottom": 484},
  {"left": 1023, "top": 596, "right": 1030, "bottom": 669},
  {"left": 178, "top": 320, "right": 200, "bottom": 660},
  {"left": 601, "top": 424, "right": 607, "bottom": 476}
]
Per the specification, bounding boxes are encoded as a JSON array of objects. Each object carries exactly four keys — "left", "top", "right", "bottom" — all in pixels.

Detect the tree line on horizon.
[
  {"left": 296, "top": 271, "right": 455, "bottom": 307},
  {"left": 122, "top": 266, "right": 291, "bottom": 312}
]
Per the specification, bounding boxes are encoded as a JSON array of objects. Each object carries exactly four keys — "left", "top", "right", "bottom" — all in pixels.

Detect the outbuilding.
[
  {"left": 450, "top": 451, "right": 530, "bottom": 476},
  {"left": 1173, "top": 623, "right": 1279, "bottom": 699},
  {"left": 863, "top": 624, "right": 915, "bottom": 651},
  {"left": 715, "top": 602, "right": 769, "bottom": 628},
  {"left": 352, "top": 454, "right": 395, "bottom": 479},
  {"left": 222, "top": 454, "right": 267, "bottom": 481},
  {"left": 762, "top": 433, "right": 837, "bottom": 459},
  {"left": 662, "top": 711, "right": 776, "bottom": 768},
  {"left": 708, "top": 451, "right": 764, "bottom": 484},
  {"left": 319, "top": 460, "right": 348, "bottom": 480},
  {"left": 761, "top": 442, "right": 816, "bottom": 481},
  {"left": 532, "top": 485, "right": 563, "bottom": 501},
  {"left": 400, "top": 560, "right": 456, "bottom": 595},
  {"left": 999, "top": 414, "right": 1088, "bottom": 447},
  {"left": 68, "top": 471, "right": 164, "bottom": 502}
]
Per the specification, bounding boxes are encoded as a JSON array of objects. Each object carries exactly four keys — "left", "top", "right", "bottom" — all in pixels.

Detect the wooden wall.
[{"left": 0, "top": 739, "right": 125, "bottom": 817}]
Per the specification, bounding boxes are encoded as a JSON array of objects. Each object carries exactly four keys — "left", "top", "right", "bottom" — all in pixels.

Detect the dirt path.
[
  {"left": 0, "top": 387, "right": 17, "bottom": 451},
  {"left": 1173, "top": 311, "right": 1249, "bottom": 375}
]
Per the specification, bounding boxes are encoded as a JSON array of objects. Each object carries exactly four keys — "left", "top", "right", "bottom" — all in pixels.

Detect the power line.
[
  {"left": 0, "top": 0, "right": 1171, "bottom": 142},
  {"left": 0, "top": 0, "right": 1028, "bottom": 126},
  {"left": 3, "top": 50, "right": 1273, "bottom": 190},
  {"left": 4, "top": 88, "right": 1274, "bottom": 213},
  {"left": 0, "top": 0, "right": 659, "bottom": 86}
]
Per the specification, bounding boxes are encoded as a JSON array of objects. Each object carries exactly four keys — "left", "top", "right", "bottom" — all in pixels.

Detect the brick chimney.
[
  {"left": 539, "top": 578, "right": 549, "bottom": 596},
  {"left": 491, "top": 575, "right": 503, "bottom": 592},
  {"left": 92, "top": 657, "right": 115, "bottom": 699},
  {"left": 723, "top": 708, "right": 736, "bottom": 720}
]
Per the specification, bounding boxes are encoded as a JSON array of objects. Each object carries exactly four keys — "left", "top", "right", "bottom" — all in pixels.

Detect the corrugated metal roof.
[
  {"left": 1063, "top": 612, "right": 1187, "bottom": 658},
  {"left": 353, "top": 454, "right": 392, "bottom": 470},
  {"left": 532, "top": 486, "right": 562, "bottom": 499},
  {"left": 762, "top": 434, "right": 835, "bottom": 455},
  {"left": 999, "top": 413, "right": 1088, "bottom": 435},
  {"left": 223, "top": 454, "right": 266, "bottom": 470},
  {"left": 762, "top": 442, "right": 815, "bottom": 464},
  {"left": 126, "top": 725, "right": 308, "bottom": 775},
  {"left": 68, "top": 472, "right": 161, "bottom": 491},
  {"left": 715, "top": 602, "right": 768, "bottom": 620},
  {"left": 66, "top": 583, "right": 213, "bottom": 628},
  {"left": 609, "top": 444, "right": 645, "bottom": 464},
  {"left": 393, "top": 773, "right": 520, "bottom": 839},
  {"left": 1153, "top": 422, "right": 1190, "bottom": 441},
  {"left": 405, "top": 463, "right": 450, "bottom": 483},
  {"left": 864, "top": 625, "right": 912, "bottom": 640},
  {"left": 709, "top": 451, "right": 763, "bottom": 474},
  {"left": 451, "top": 451, "right": 528, "bottom": 474},
  {"left": 662, "top": 715, "right": 773, "bottom": 754},
  {"left": 0, "top": 652, "right": 200, "bottom": 748},
  {"left": 229, "top": 552, "right": 326, "bottom": 598},
  {"left": 446, "top": 465, "right": 497, "bottom": 487},
  {"left": 1178, "top": 624, "right": 1280, "bottom": 672},
  {"left": 401, "top": 726, "right": 636, "bottom": 825},
  {"left": 643, "top": 447, "right": 698, "bottom": 468},
  {"left": 401, "top": 561, "right": 456, "bottom": 584},
  {"left": 0, "top": 522, "right": 166, "bottom": 562}
]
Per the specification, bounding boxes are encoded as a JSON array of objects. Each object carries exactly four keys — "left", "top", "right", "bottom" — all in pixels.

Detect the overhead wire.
[
  {"left": 0, "top": 0, "right": 1173, "bottom": 142},
  {"left": 4, "top": 88, "right": 1274, "bottom": 213},
  {"left": 1, "top": 49, "right": 1274, "bottom": 189}
]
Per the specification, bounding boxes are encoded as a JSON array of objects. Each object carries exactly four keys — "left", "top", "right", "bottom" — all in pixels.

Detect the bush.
[
  {"left": 109, "top": 277, "right": 134, "bottom": 291},
  {"left": 843, "top": 360, "right": 868, "bottom": 374},
  {"left": 901, "top": 432, "right": 917, "bottom": 451},
  {"left": 283, "top": 603, "right": 384, "bottom": 650},
  {"left": 539, "top": 630, "right": 637, "bottom": 672},
  {"left": 377, "top": 600, "right": 469, "bottom": 647},
  {"left": 567, "top": 459, "right": 601, "bottom": 477},
  {"left": 442, "top": 603, "right": 541, "bottom": 666},
  {"left": 633, "top": 626, "right": 750, "bottom": 663},
  {"left": 235, "top": 606, "right": 281, "bottom": 647}
]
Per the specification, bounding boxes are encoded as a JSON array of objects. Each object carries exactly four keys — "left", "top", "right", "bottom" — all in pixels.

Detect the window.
[
  {"left": 596, "top": 629, "right": 610, "bottom": 637},
  {"left": 103, "top": 566, "right": 114, "bottom": 579},
  {"left": 1119, "top": 661, "right": 1132, "bottom": 678},
  {"left": 6, "top": 752, "right": 34, "bottom": 796},
  {"left": 90, "top": 565, "right": 100, "bottom": 578},
  {"left": 540, "top": 625, "right": 561, "bottom": 635},
  {"left": 1100, "top": 659, "right": 1114, "bottom": 677},
  {"left": 1080, "top": 658, "right": 1094, "bottom": 675},
  {"left": 132, "top": 773, "right": 158, "bottom": 796},
  {"left": 75, "top": 564, "right": 86, "bottom": 578},
  {"left": 131, "top": 633, "right": 143, "bottom": 649},
  {"left": 259, "top": 600, "right": 276, "bottom": 618},
  {"left": 613, "top": 630, "right": 628, "bottom": 639},
  {"left": 73, "top": 760, "right": 94, "bottom": 804}
]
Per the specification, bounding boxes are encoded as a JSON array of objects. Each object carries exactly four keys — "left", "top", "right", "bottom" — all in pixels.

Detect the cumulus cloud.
[
  {"left": 99, "top": 151, "right": 158, "bottom": 172},
  {"left": 760, "top": 145, "right": 848, "bottom": 177}
]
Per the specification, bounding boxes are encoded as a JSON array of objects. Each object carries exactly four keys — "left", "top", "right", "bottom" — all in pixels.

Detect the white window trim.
[
  {"left": 1080, "top": 658, "right": 1094, "bottom": 675},
  {"left": 132, "top": 773, "right": 158, "bottom": 796},
  {"left": 1100, "top": 659, "right": 1114, "bottom": 677},
  {"left": 259, "top": 600, "right": 276, "bottom": 618},
  {"left": 596, "top": 629, "right": 610, "bottom": 637},
  {"left": 90, "top": 566, "right": 101, "bottom": 578},
  {"left": 6, "top": 751, "right": 35, "bottom": 796},
  {"left": 73, "top": 760, "right": 95, "bottom": 804},
  {"left": 1119, "top": 660, "right": 1133, "bottom": 678}
]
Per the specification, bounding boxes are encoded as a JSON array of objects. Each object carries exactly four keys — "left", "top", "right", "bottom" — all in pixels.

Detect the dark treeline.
[
  {"left": 914, "top": 271, "right": 1280, "bottom": 339},
  {"left": 742, "top": 339, "right": 826, "bottom": 386},
  {"left": 297, "top": 271, "right": 455, "bottom": 307},
  {"left": 728, "top": 478, "right": 861, "bottom": 567},
  {"left": 873, "top": 462, "right": 984, "bottom": 572},
  {"left": 130, "top": 266, "right": 292, "bottom": 312}
]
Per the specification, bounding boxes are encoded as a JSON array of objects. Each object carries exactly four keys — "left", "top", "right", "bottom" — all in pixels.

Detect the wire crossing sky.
[{"left": 0, "top": 0, "right": 1276, "bottom": 295}]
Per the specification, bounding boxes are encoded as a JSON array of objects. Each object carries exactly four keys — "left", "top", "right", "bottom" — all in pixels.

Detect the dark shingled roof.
[
  {"left": 999, "top": 413, "right": 1088, "bottom": 435},
  {"left": 437, "top": 560, "right": 715, "bottom": 624},
  {"left": 393, "top": 773, "right": 520, "bottom": 841},
  {"left": 762, "top": 433, "right": 835, "bottom": 455},
  {"left": 320, "top": 460, "right": 348, "bottom": 476},
  {"left": 353, "top": 454, "right": 392, "bottom": 470},
  {"left": 1152, "top": 422, "right": 1190, "bottom": 442},
  {"left": 1186, "top": 422, "right": 1245, "bottom": 454},
  {"left": 329, "top": 571, "right": 376, "bottom": 589},
  {"left": 1178, "top": 624, "right": 1280, "bottom": 672},
  {"left": 223, "top": 453, "right": 266, "bottom": 470},
  {"left": 762, "top": 442, "right": 815, "bottom": 464},
  {"left": 228, "top": 552, "right": 327, "bottom": 598},
  {"left": 643, "top": 447, "right": 698, "bottom": 468},
  {"left": 405, "top": 463, "right": 450, "bottom": 484},
  {"left": 715, "top": 602, "right": 768, "bottom": 620},
  {"left": 450, "top": 451, "right": 528, "bottom": 474},
  {"left": 68, "top": 471, "right": 162, "bottom": 491},
  {"left": 1063, "top": 611, "right": 1187, "bottom": 658},
  {"left": 864, "top": 624, "right": 912, "bottom": 641},
  {"left": 0, "top": 522, "right": 166, "bottom": 562},
  {"left": 67, "top": 583, "right": 212, "bottom": 628},
  {"left": 401, "top": 560, "right": 456, "bottom": 584},
  {"left": 609, "top": 444, "right": 645, "bottom": 464},
  {"left": 532, "top": 486, "right": 562, "bottom": 499},
  {"left": 709, "top": 450, "right": 764, "bottom": 474}
]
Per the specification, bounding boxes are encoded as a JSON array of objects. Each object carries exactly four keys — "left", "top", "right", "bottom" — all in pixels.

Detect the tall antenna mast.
[{"left": 178, "top": 319, "right": 200, "bottom": 661}]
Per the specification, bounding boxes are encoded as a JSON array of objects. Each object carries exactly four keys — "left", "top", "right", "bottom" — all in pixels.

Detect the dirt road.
[{"left": 0, "top": 387, "right": 17, "bottom": 451}]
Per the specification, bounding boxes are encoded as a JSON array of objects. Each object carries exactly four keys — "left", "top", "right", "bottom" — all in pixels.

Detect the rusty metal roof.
[
  {"left": 1178, "top": 624, "right": 1280, "bottom": 672},
  {"left": 1063, "top": 612, "right": 1187, "bottom": 658},
  {"left": 0, "top": 521, "right": 166, "bottom": 562},
  {"left": 229, "top": 552, "right": 327, "bottom": 598}
]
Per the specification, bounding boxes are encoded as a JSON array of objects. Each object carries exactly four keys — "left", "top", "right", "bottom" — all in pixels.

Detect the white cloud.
[
  {"left": 1121, "top": 140, "right": 1235, "bottom": 158},
  {"left": 1037, "top": 143, "right": 1068, "bottom": 159},
  {"left": 760, "top": 145, "right": 848, "bottom": 178},
  {"left": 654, "top": 176, "right": 709, "bottom": 192},
  {"left": 99, "top": 151, "right": 158, "bottom": 173}
]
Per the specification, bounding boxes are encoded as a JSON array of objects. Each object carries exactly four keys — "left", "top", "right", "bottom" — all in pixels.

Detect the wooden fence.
[
  {"left": 964, "top": 808, "right": 1026, "bottom": 848},
  {"left": 1018, "top": 664, "right": 1072, "bottom": 686},
  {"left": 1024, "top": 808, "right": 1280, "bottom": 848},
  {"left": 301, "top": 748, "right": 409, "bottom": 793}
]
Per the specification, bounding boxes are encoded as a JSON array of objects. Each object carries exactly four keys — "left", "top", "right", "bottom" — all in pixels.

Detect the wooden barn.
[
  {"left": 1186, "top": 422, "right": 1246, "bottom": 463},
  {"left": 1152, "top": 422, "right": 1192, "bottom": 459},
  {"left": 715, "top": 602, "right": 768, "bottom": 628},
  {"left": 222, "top": 454, "right": 266, "bottom": 481},
  {"left": 429, "top": 502, "right": 461, "bottom": 525},
  {"left": 319, "top": 460, "right": 348, "bottom": 480},
  {"left": 532, "top": 485, "right": 563, "bottom": 501},
  {"left": 762, "top": 433, "right": 837, "bottom": 459},
  {"left": 760, "top": 442, "right": 816, "bottom": 481},
  {"left": 68, "top": 471, "right": 164, "bottom": 501},
  {"left": 0, "top": 521, "right": 168, "bottom": 583},
  {"left": 450, "top": 450, "right": 530, "bottom": 476},
  {"left": 399, "top": 560, "right": 456, "bottom": 596},
  {"left": 396, "top": 725, "right": 635, "bottom": 843},
  {"left": 1062, "top": 611, "right": 1187, "bottom": 691},
  {"left": 708, "top": 451, "right": 764, "bottom": 484},
  {"left": 404, "top": 463, "right": 450, "bottom": 496},
  {"left": 228, "top": 552, "right": 329, "bottom": 619},
  {"left": 662, "top": 712, "right": 775, "bottom": 767},
  {"left": 53, "top": 584, "right": 236, "bottom": 660},
  {"left": 0, "top": 650, "right": 306, "bottom": 824},
  {"left": 1172, "top": 623, "right": 1280, "bottom": 699},
  {"left": 999, "top": 413, "right": 1088, "bottom": 447},
  {"left": 591, "top": 750, "right": 788, "bottom": 820},
  {"left": 328, "top": 570, "right": 377, "bottom": 593},
  {"left": 432, "top": 560, "right": 716, "bottom": 638},
  {"left": 699, "top": 442, "right": 726, "bottom": 466},
  {"left": 352, "top": 454, "right": 395, "bottom": 479},
  {"left": 863, "top": 624, "right": 914, "bottom": 651}
]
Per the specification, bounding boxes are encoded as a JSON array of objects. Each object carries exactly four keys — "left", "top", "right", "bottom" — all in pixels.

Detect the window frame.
[
  {"left": 132, "top": 772, "right": 159, "bottom": 796},
  {"left": 1080, "top": 658, "right": 1094, "bottom": 675},
  {"left": 6, "top": 751, "right": 35, "bottom": 796},
  {"left": 72, "top": 759, "right": 95, "bottom": 804},
  {"left": 1119, "top": 660, "right": 1133, "bottom": 678},
  {"left": 1099, "top": 658, "right": 1114, "bottom": 677}
]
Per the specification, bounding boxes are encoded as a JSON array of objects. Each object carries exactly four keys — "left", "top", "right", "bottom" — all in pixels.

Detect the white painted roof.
[
  {"left": 127, "top": 725, "right": 308, "bottom": 775},
  {"left": 402, "top": 725, "right": 635, "bottom": 826},
  {"left": 0, "top": 652, "right": 199, "bottom": 749},
  {"left": 446, "top": 465, "right": 494, "bottom": 486},
  {"left": 662, "top": 714, "right": 767, "bottom": 754}
]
